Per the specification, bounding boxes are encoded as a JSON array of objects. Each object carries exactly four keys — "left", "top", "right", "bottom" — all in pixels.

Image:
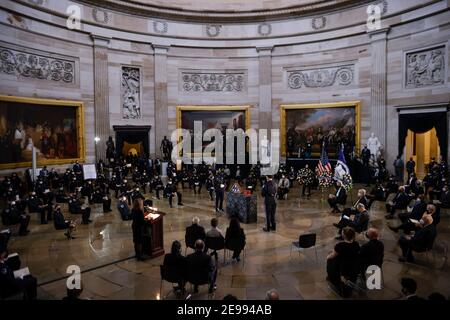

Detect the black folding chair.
[
  {"left": 290, "top": 233, "right": 318, "bottom": 263},
  {"left": 205, "top": 236, "right": 225, "bottom": 264},
  {"left": 159, "top": 265, "right": 185, "bottom": 300}
]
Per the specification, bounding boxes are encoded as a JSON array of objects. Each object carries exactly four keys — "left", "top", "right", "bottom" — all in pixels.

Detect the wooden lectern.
[{"left": 144, "top": 210, "right": 165, "bottom": 258}]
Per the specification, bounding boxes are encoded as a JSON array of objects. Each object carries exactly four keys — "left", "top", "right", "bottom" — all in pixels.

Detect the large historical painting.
[
  {"left": 176, "top": 106, "right": 250, "bottom": 153},
  {"left": 281, "top": 102, "right": 360, "bottom": 158},
  {"left": 0, "top": 95, "right": 84, "bottom": 169}
]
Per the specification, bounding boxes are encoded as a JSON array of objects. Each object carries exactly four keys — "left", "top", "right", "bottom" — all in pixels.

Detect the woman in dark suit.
[
  {"left": 225, "top": 218, "right": 246, "bottom": 261},
  {"left": 163, "top": 240, "right": 187, "bottom": 291},
  {"left": 131, "top": 198, "right": 145, "bottom": 261}
]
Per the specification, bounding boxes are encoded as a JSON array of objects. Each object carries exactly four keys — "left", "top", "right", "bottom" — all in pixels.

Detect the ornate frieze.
[
  {"left": 153, "top": 20, "right": 168, "bottom": 34},
  {"left": 181, "top": 72, "right": 245, "bottom": 92},
  {"left": 311, "top": 16, "right": 327, "bottom": 30},
  {"left": 121, "top": 66, "right": 141, "bottom": 119},
  {"left": 0, "top": 46, "right": 75, "bottom": 83},
  {"left": 206, "top": 25, "right": 221, "bottom": 37},
  {"left": 405, "top": 45, "right": 446, "bottom": 89},
  {"left": 287, "top": 64, "right": 354, "bottom": 89},
  {"left": 92, "top": 8, "right": 110, "bottom": 24}
]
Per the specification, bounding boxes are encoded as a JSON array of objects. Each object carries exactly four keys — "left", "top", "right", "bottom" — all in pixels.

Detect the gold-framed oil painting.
[
  {"left": 280, "top": 101, "right": 361, "bottom": 158},
  {"left": 0, "top": 95, "right": 85, "bottom": 169},
  {"left": 176, "top": 106, "right": 250, "bottom": 155}
]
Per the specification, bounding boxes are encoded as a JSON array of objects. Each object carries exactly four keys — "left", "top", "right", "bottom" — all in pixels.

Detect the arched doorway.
[{"left": 398, "top": 106, "right": 448, "bottom": 178}]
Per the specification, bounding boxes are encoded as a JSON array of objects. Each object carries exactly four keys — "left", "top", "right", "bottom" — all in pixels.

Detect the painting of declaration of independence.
[
  {"left": 177, "top": 107, "right": 249, "bottom": 153},
  {"left": 282, "top": 104, "right": 359, "bottom": 159},
  {"left": 0, "top": 96, "right": 84, "bottom": 168}
]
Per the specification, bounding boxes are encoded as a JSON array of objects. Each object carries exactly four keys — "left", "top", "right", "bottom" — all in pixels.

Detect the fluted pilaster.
[
  {"left": 257, "top": 46, "right": 273, "bottom": 132},
  {"left": 368, "top": 27, "right": 389, "bottom": 150},
  {"left": 153, "top": 45, "right": 169, "bottom": 157},
  {"left": 91, "top": 34, "right": 110, "bottom": 161}
]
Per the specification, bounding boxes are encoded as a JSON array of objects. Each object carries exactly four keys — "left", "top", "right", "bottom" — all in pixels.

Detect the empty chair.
[{"left": 290, "top": 233, "right": 318, "bottom": 263}]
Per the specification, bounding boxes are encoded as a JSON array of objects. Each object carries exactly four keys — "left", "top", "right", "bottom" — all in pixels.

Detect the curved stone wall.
[{"left": 0, "top": 0, "right": 449, "bottom": 173}]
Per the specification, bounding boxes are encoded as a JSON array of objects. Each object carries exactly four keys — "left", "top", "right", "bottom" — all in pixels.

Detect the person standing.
[
  {"left": 261, "top": 175, "right": 277, "bottom": 232},
  {"left": 131, "top": 198, "right": 145, "bottom": 261},
  {"left": 214, "top": 173, "right": 225, "bottom": 213},
  {"left": 394, "top": 155, "right": 404, "bottom": 183},
  {"left": 406, "top": 157, "right": 416, "bottom": 177}
]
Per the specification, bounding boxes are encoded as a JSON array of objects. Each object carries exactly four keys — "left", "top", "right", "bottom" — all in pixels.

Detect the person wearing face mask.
[
  {"left": 277, "top": 175, "right": 290, "bottom": 200},
  {"left": 117, "top": 196, "right": 132, "bottom": 221},
  {"left": 389, "top": 194, "right": 427, "bottom": 234},
  {"left": 398, "top": 215, "right": 436, "bottom": 263},
  {"left": 261, "top": 175, "right": 277, "bottom": 232},
  {"left": 164, "top": 179, "right": 183, "bottom": 208},
  {"left": 328, "top": 181, "right": 347, "bottom": 214},
  {"left": 434, "top": 185, "right": 450, "bottom": 208}
]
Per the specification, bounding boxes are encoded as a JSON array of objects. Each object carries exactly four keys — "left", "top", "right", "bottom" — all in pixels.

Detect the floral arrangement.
[
  {"left": 341, "top": 173, "right": 353, "bottom": 191},
  {"left": 317, "top": 171, "right": 333, "bottom": 188},
  {"left": 297, "top": 168, "right": 315, "bottom": 185}
]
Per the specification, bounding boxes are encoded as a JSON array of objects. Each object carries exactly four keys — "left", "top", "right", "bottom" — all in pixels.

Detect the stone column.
[
  {"left": 368, "top": 27, "right": 389, "bottom": 151},
  {"left": 257, "top": 46, "right": 273, "bottom": 132},
  {"left": 91, "top": 35, "right": 110, "bottom": 162},
  {"left": 153, "top": 45, "right": 169, "bottom": 157}
]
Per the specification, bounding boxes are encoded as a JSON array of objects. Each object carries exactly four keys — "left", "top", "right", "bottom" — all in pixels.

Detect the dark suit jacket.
[
  {"left": 393, "top": 192, "right": 409, "bottom": 208},
  {"left": 439, "top": 191, "right": 450, "bottom": 208},
  {"left": 411, "top": 224, "right": 437, "bottom": 252},
  {"left": 360, "top": 239, "right": 384, "bottom": 272},
  {"left": 409, "top": 201, "right": 427, "bottom": 220},
  {"left": 225, "top": 227, "right": 246, "bottom": 251},
  {"left": 349, "top": 210, "right": 370, "bottom": 233},
  {"left": 186, "top": 251, "right": 215, "bottom": 284},
  {"left": 163, "top": 253, "right": 187, "bottom": 280},
  {"left": 335, "top": 187, "right": 347, "bottom": 205},
  {"left": 185, "top": 224, "right": 206, "bottom": 248}
]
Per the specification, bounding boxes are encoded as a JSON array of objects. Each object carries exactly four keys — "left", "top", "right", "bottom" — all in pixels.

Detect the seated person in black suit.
[
  {"left": 328, "top": 181, "right": 347, "bottom": 213},
  {"left": 398, "top": 215, "right": 436, "bottom": 263},
  {"left": 394, "top": 203, "right": 440, "bottom": 235},
  {"left": 27, "top": 192, "right": 40, "bottom": 212},
  {"left": 164, "top": 180, "right": 183, "bottom": 208},
  {"left": 0, "top": 248, "right": 37, "bottom": 300},
  {"left": 390, "top": 195, "right": 427, "bottom": 234},
  {"left": 433, "top": 185, "right": 450, "bottom": 209},
  {"left": 367, "top": 184, "right": 385, "bottom": 209},
  {"left": 326, "top": 227, "right": 360, "bottom": 296},
  {"left": 186, "top": 239, "right": 217, "bottom": 294},
  {"left": 359, "top": 228, "right": 384, "bottom": 276},
  {"left": 185, "top": 216, "right": 206, "bottom": 250},
  {"left": 162, "top": 240, "right": 187, "bottom": 292},
  {"left": 385, "top": 186, "right": 409, "bottom": 219},
  {"left": 342, "top": 189, "right": 369, "bottom": 217},
  {"left": 117, "top": 196, "right": 132, "bottom": 221},
  {"left": 53, "top": 205, "right": 76, "bottom": 240},
  {"left": 225, "top": 218, "right": 246, "bottom": 262},
  {"left": 68, "top": 195, "right": 92, "bottom": 224},
  {"left": 55, "top": 187, "right": 69, "bottom": 203},
  {"left": 401, "top": 277, "right": 424, "bottom": 300},
  {"left": 333, "top": 203, "right": 370, "bottom": 240},
  {"left": 1, "top": 201, "right": 30, "bottom": 236}
]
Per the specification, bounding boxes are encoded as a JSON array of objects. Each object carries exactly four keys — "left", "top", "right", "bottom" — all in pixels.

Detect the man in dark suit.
[
  {"left": 185, "top": 217, "right": 206, "bottom": 250},
  {"left": 186, "top": 240, "right": 217, "bottom": 294},
  {"left": 213, "top": 173, "right": 226, "bottom": 213},
  {"left": 261, "top": 175, "right": 277, "bottom": 232},
  {"left": 333, "top": 203, "right": 370, "bottom": 240},
  {"left": 360, "top": 228, "right": 384, "bottom": 275},
  {"left": 164, "top": 180, "right": 183, "bottom": 208},
  {"left": 385, "top": 186, "right": 409, "bottom": 219},
  {"left": 400, "top": 277, "right": 424, "bottom": 300},
  {"left": 398, "top": 215, "right": 436, "bottom": 263},
  {"left": 434, "top": 185, "right": 450, "bottom": 208},
  {"left": 328, "top": 181, "right": 347, "bottom": 213},
  {"left": 406, "top": 157, "right": 416, "bottom": 177}
]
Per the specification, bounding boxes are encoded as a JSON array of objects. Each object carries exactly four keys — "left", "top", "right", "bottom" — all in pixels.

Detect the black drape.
[
  {"left": 398, "top": 112, "right": 448, "bottom": 160},
  {"left": 115, "top": 131, "right": 149, "bottom": 157}
]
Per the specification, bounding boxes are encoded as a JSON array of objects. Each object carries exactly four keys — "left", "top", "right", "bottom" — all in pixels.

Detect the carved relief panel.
[
  {"left": 405, "top": 45, "right": 446, "bottom": 89},
  {"left": 121, "top": 66, "right": 141, "bottom": 119}
]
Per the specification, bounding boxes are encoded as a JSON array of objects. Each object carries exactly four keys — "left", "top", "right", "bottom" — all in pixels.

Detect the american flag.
[{"left": 316, "top": 145, "right": 332, "bottom": 176}]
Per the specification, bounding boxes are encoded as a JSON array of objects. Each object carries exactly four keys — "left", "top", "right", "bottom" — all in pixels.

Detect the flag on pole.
[
  {"left": 316, "top": 144, "right": 332, "bottom": 176},
  {"left": 336, "top": 143, "right": 350, "bottom": 175}
]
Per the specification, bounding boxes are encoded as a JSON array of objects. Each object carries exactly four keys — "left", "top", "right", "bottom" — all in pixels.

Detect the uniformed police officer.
[
  {"left": 214, "top": 173, "right": 226, "bottom": 213},
  {"left": 164, "top": 179, "right": 183, "bottom": 208},
  {"left": 261, "top": 175, "right": 277, "bottom": 232}
]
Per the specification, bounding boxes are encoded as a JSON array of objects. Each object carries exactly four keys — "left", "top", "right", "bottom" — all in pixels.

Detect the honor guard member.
[
  {"left": 152, "top": 175, "right": 164, "bottom": 199},
  {"left": 214, "top": 173, "right": 226, "bottom": 213},
  {"left": 164, "top": 179, "right": 183, "bottom": 208},
  {"left": 262, "top": 175, "right": 277, "bottom": 232},
  {"left": 190, "top": 169, "right": 202, "bottom": 194},
  {"left": 206, "top": 172, "right": 215, "bottom": 201}
]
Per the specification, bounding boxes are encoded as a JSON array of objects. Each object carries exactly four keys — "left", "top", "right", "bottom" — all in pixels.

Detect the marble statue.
[{"left": 367, "top": 132, "right": 381, "bottom": 158}]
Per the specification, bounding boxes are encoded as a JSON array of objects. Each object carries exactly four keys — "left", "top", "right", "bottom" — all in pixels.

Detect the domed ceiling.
[{"left": 79, "top": 0, "right": 371, "bottom": 21}]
